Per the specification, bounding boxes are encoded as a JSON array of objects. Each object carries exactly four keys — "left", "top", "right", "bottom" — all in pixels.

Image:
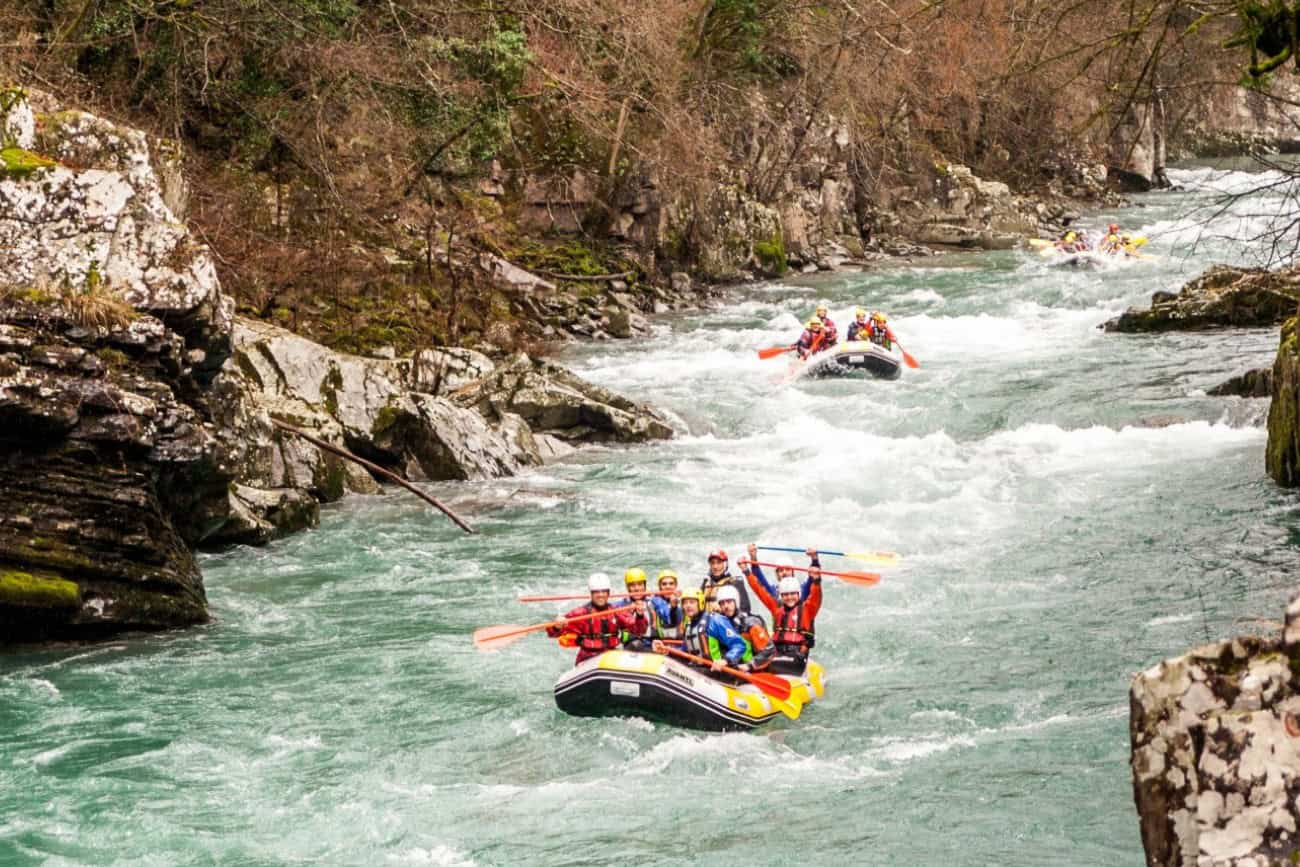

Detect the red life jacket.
[
  {"left": 772, "top": 601, "right": 815, "bottom": 650},
  {"left": 577, "top": 604, "right": 624, "bottom": 653}
]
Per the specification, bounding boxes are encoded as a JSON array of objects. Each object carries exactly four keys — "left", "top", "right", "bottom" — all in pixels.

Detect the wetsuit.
[
  {"left": 748, "top": 575, "right": 822, "bottom": 676},
  {"left": 795, "top": 329, "right": 827, "bottom": 359},
  {"left": 846, "top": 321, "right": 869, "bottom": 342},
  {"left": 680, "top": 610, "right": 749, "bottom": 668},
  {"left": 819, "top": 315, "right": 838, "bottom": 345}
]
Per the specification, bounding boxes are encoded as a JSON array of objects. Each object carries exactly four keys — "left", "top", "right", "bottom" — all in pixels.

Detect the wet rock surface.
[
  {"left": 1131, "top": 594, "right": 1300, "bottom": 866},
  {"left": 1209, "top": 368, "right": 1274, "bottom": 398},
  {"left": 1267, "top": 316, "right": 1300, "bottom": 487},
  {"left": 1104, "top": 266, "right": 1300, "bottom": 333}
]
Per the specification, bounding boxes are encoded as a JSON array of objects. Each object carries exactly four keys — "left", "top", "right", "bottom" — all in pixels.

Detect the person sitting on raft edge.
[
  {"left": 795, "top": 318, "right": 829, "bottom": 360},
  {"left": 651, "top": 589, "right": 748, "bottom": 673},
  {"left": 846, "top": 308, "right": 871, "bottom": 342},
  {"left": 715, "top": 585, "right": 775, "bottom": 672},
  {"left": 701, "top": 548, "right": 752, "bottom": 615},
  {"left": 815, "top": 302, "right": 838, "bottom": 344},
  {"left": 547, "top": 573, "right": 646, "bottom": 665},
  {"left": 651, "top": 569, "right": 683, "bottom": 639}
]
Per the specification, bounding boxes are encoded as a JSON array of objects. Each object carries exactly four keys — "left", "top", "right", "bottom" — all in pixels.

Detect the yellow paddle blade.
[
  {"left": 1027, "top": 239, "right": 1053, "bottom": 248},
  {"left": 1130, "top": 236, "right": 1148, "bottom": 246},
  {"left": 844, "top": 550, "right": 901, "bottom": 566},
  {"left": 769, "top": 693, "right": 803, "bottom": 720}
]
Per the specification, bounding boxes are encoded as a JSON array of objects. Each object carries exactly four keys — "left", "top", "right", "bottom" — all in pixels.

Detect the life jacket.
[
  {"left": 868, "top": 323, "right": 891, "bottom": 349},
  {"left": 683, "top": 612, "right": 712, "bottom": 659},
  {"left": 772, "top": 601, "right": 815, "bottom": 651},
  {"left": 576, "top": 604, "right": 624, "bottom": 653}
]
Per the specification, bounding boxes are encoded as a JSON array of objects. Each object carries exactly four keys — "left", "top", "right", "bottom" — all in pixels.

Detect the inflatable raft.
[
  {"left": 554, "top": 650, "right": 825, "bottom": 731},
  {"left": 797, "top": 340, "right": 902, "bottom": 380}
]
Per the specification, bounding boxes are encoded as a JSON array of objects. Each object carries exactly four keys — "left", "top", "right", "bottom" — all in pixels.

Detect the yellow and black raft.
[{"left": 554, "top": 650, "right": 826, "bottom": 731}]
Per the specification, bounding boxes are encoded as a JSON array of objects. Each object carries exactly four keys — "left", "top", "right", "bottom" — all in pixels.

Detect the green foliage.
[
  {"left": 696, "top": 0, "right": 800, "bottom": 81},
  {"left": 1225, "top": 0, "right": 1300, "bottom": 83}
]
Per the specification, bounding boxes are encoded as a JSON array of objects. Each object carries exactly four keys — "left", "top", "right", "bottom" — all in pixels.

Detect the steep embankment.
[{"left": 0, "top": 89, "right": 671, "bottom": 642}]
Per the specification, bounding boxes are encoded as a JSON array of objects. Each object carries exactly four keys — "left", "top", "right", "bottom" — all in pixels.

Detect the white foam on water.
[{"left": 385, "top": 846, "right": 478, "bottom": 866}]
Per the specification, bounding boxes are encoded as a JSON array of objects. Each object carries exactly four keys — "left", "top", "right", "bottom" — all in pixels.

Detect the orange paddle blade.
[
  {"left": 901, "top": 349, "right": 919, "bottom": 369},
  {"left": 473, "top": 624, "right": 535, "bottom": 650},
  {"left": 758, "top": 345, "right": 795, "bottom": 360},
  {"left": 747, "top": 672, "right": 793, "bottom": 701},
  {"left": 835, "top": 570, "right": 882, "bottom": 586}
]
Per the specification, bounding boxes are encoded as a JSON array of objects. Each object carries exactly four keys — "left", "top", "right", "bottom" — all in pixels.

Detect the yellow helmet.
[
  {"left": 624, "top": 567, "right": 647, "bottom": 586},
  {"left": 815, "top": 303, "right": 828, "bottom": 316},
  {"left": 682, "top": 589, "right": 705, "bottom": 608},
  {"left": 807, "top": 318, "right": 822, "bottom": 330},
  {"left": 656, "top": 568, "right": 679, "bottom": 585},
  {"left": 855, "top": 307, "right": 867, "bottom": 320},
  {"left": 871, "top": 311, "right": 886, "bottom": 323},
  {"left": 1065, "top": 232, "right": 1076, "bottom": 242}
]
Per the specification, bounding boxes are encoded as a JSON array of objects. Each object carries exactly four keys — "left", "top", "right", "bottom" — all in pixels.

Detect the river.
[{"left": 3, "top": 165, "right": 1299, "bottom": 866}]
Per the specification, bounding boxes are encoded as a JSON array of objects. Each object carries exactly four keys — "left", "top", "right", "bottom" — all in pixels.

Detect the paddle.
[
  {"left": 885, "top": 329, "right": 920, "bottom": 369},
  {"left": 518, "top": 591, "right": 673, "bottom": 603},
  {"left": 661, "top": 647, "right": 801, "bottom": 719},
  {"left": 473, "top": 603, "right": 634, "bottom": 651},
  {"left": 757, "top": 545, "right": 901, "bottom": 566},
  {"left": 739, "top": 559, "right": 881, "bottom": 587},
  {"left": 758, "top": 345, "right": 796, "bottom": 360}
]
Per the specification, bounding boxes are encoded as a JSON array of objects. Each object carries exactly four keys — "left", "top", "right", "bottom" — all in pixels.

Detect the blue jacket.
[
  {"left": 683, "top": 611, "right": 749, "bottom": 665},
  {"left": 748, "top": 561, "right": 817, "bottom": 602},
  {"left": 649, "top": 596, "right": 682, "bottom": 634}
]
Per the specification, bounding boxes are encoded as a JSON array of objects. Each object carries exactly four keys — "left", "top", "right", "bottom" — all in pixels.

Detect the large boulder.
[
  {"left": 891, "top": 164, "right": 1038, "bottom": 251},
  {"left": 0, "top": 304, "right": 222, "bottom": 639},
  {"left": 0, "top": 89, "right": 232, "bottom": 381},
  {"left": 1267, "top": 316, "right": 1300, "bottom": 487},
  {"left": 1104, "top": 266, "right": 1300, "bottom": 333},
  {"left": 207, "top": 318, "right": 544, "bottom": 544},
  {"left": 452, "top": 353, "right": 675, "bottom": 443},
  {"left": 1131, "top": 595, "right": 1300, "bottom": 866}
]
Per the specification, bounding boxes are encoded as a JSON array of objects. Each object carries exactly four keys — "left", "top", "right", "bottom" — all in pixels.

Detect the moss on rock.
[
  {"left": 0, "top": 146, "right": 56, "bottom": 179},
  {"left": 0, "top": 569, "right": 81, "bottom": 608},
  {"left": 1267, "top": 315, "right": 1300, "bottom": 486}
]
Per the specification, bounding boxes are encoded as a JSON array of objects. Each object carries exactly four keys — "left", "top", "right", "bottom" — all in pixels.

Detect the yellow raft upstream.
[{"left": 553, "top": 650, "right": 826, "bottom": 731}]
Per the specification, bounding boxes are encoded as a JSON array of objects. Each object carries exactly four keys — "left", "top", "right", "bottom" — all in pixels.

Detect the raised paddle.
[
  {"left": 661, "top": 647, "right": 801, "bottom": 719},
  {"left": 739, "top": 559, "right": 881, "bottom": 587},
  {"left": 473, "top": 603, "right": 634, "bottom": 651},
  {"left": 758, "top": 345, "right": 796, "bottom": 360},
  {"left": 757, "top": 545, "right": 901, "bottom": 566}
]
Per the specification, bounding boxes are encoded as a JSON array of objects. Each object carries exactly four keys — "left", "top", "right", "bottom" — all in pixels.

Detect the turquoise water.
[{"left": 4, "top": 166, "right": 1300, "bottom": 865}]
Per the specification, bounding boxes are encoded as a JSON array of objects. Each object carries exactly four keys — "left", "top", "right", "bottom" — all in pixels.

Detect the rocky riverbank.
[
  {"left": 1131, "top": 595, "right": 1300, "bottom": 867},
  {"left": 0, "top": 90, "right": 673, "bottom": 643}
]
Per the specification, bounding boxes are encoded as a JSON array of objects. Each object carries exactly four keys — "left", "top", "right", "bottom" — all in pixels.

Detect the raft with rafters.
[
  {"left": 797, "top": 340, "right": 902, "bottom": 380},
  {"left": 553, "top": 650, "right": 825, "bottom": 731}
]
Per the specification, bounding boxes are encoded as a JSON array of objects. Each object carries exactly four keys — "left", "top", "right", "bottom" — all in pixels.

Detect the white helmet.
[
  {"left": 778, "top": 576, "right": 802, "bottom": 595},
  {"left": 587, "top": 573, "right": 612, "bottom": 592},
  {"left": 715, "top": 586, "right": 740, "bottom": 606}
]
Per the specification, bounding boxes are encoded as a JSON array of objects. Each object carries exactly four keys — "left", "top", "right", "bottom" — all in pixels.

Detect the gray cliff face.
[
  {"left": 1, "top": 88, "right": 678, "bottom": 640},
  {"left": 1131, "top": 596, "right": 1300, "bottom": 866}
]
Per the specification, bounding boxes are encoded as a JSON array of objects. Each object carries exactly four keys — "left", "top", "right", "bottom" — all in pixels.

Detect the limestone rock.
[
  {"left": 1131, "top": 595, "right": 1300, "bottom": 866},
  {"left": 0, "top": 90, "right": 232, "bottom": 382},
  {"left": 452, "top": 353, "right": 675, "bottom": 443},
  {"left": 1104, "top": 266, "right": 1300, "bottom": 333}
]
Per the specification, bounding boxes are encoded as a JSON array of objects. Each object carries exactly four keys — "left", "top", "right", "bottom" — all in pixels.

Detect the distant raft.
[
  {"left": 797, "top": 340, "right": 902, "bottom": 380},
  {"left": 554, "top": 650, "right": 825, "bottom": 731}
]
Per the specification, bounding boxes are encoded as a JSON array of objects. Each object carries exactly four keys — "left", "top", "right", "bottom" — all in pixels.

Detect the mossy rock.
[
  {"left": 0, "top": 569, "right": 81, "bottom": 609},
  {"left": 0, "top": 146, "right": 56, "bottom": 180},
  {"left": 753, "top": 233, "right": 788, "bottom": 277}
]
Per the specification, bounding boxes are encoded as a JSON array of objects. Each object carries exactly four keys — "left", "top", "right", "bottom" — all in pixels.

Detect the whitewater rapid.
[{"left": 2, "top": 162, "right": 1298, "bottom": 866}]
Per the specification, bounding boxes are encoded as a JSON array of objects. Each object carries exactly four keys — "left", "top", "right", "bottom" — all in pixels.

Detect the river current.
[{"left": 4, "top": 166, "right": 1300, "bottom": 866}]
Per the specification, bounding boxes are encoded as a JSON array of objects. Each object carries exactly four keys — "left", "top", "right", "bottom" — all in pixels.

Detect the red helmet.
[
  {"left": 1108, "top": 223, "right": 1119, "bottom": 232},
  {"left": 707, "top": 548, "right": 728, "bottom": 562}
]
